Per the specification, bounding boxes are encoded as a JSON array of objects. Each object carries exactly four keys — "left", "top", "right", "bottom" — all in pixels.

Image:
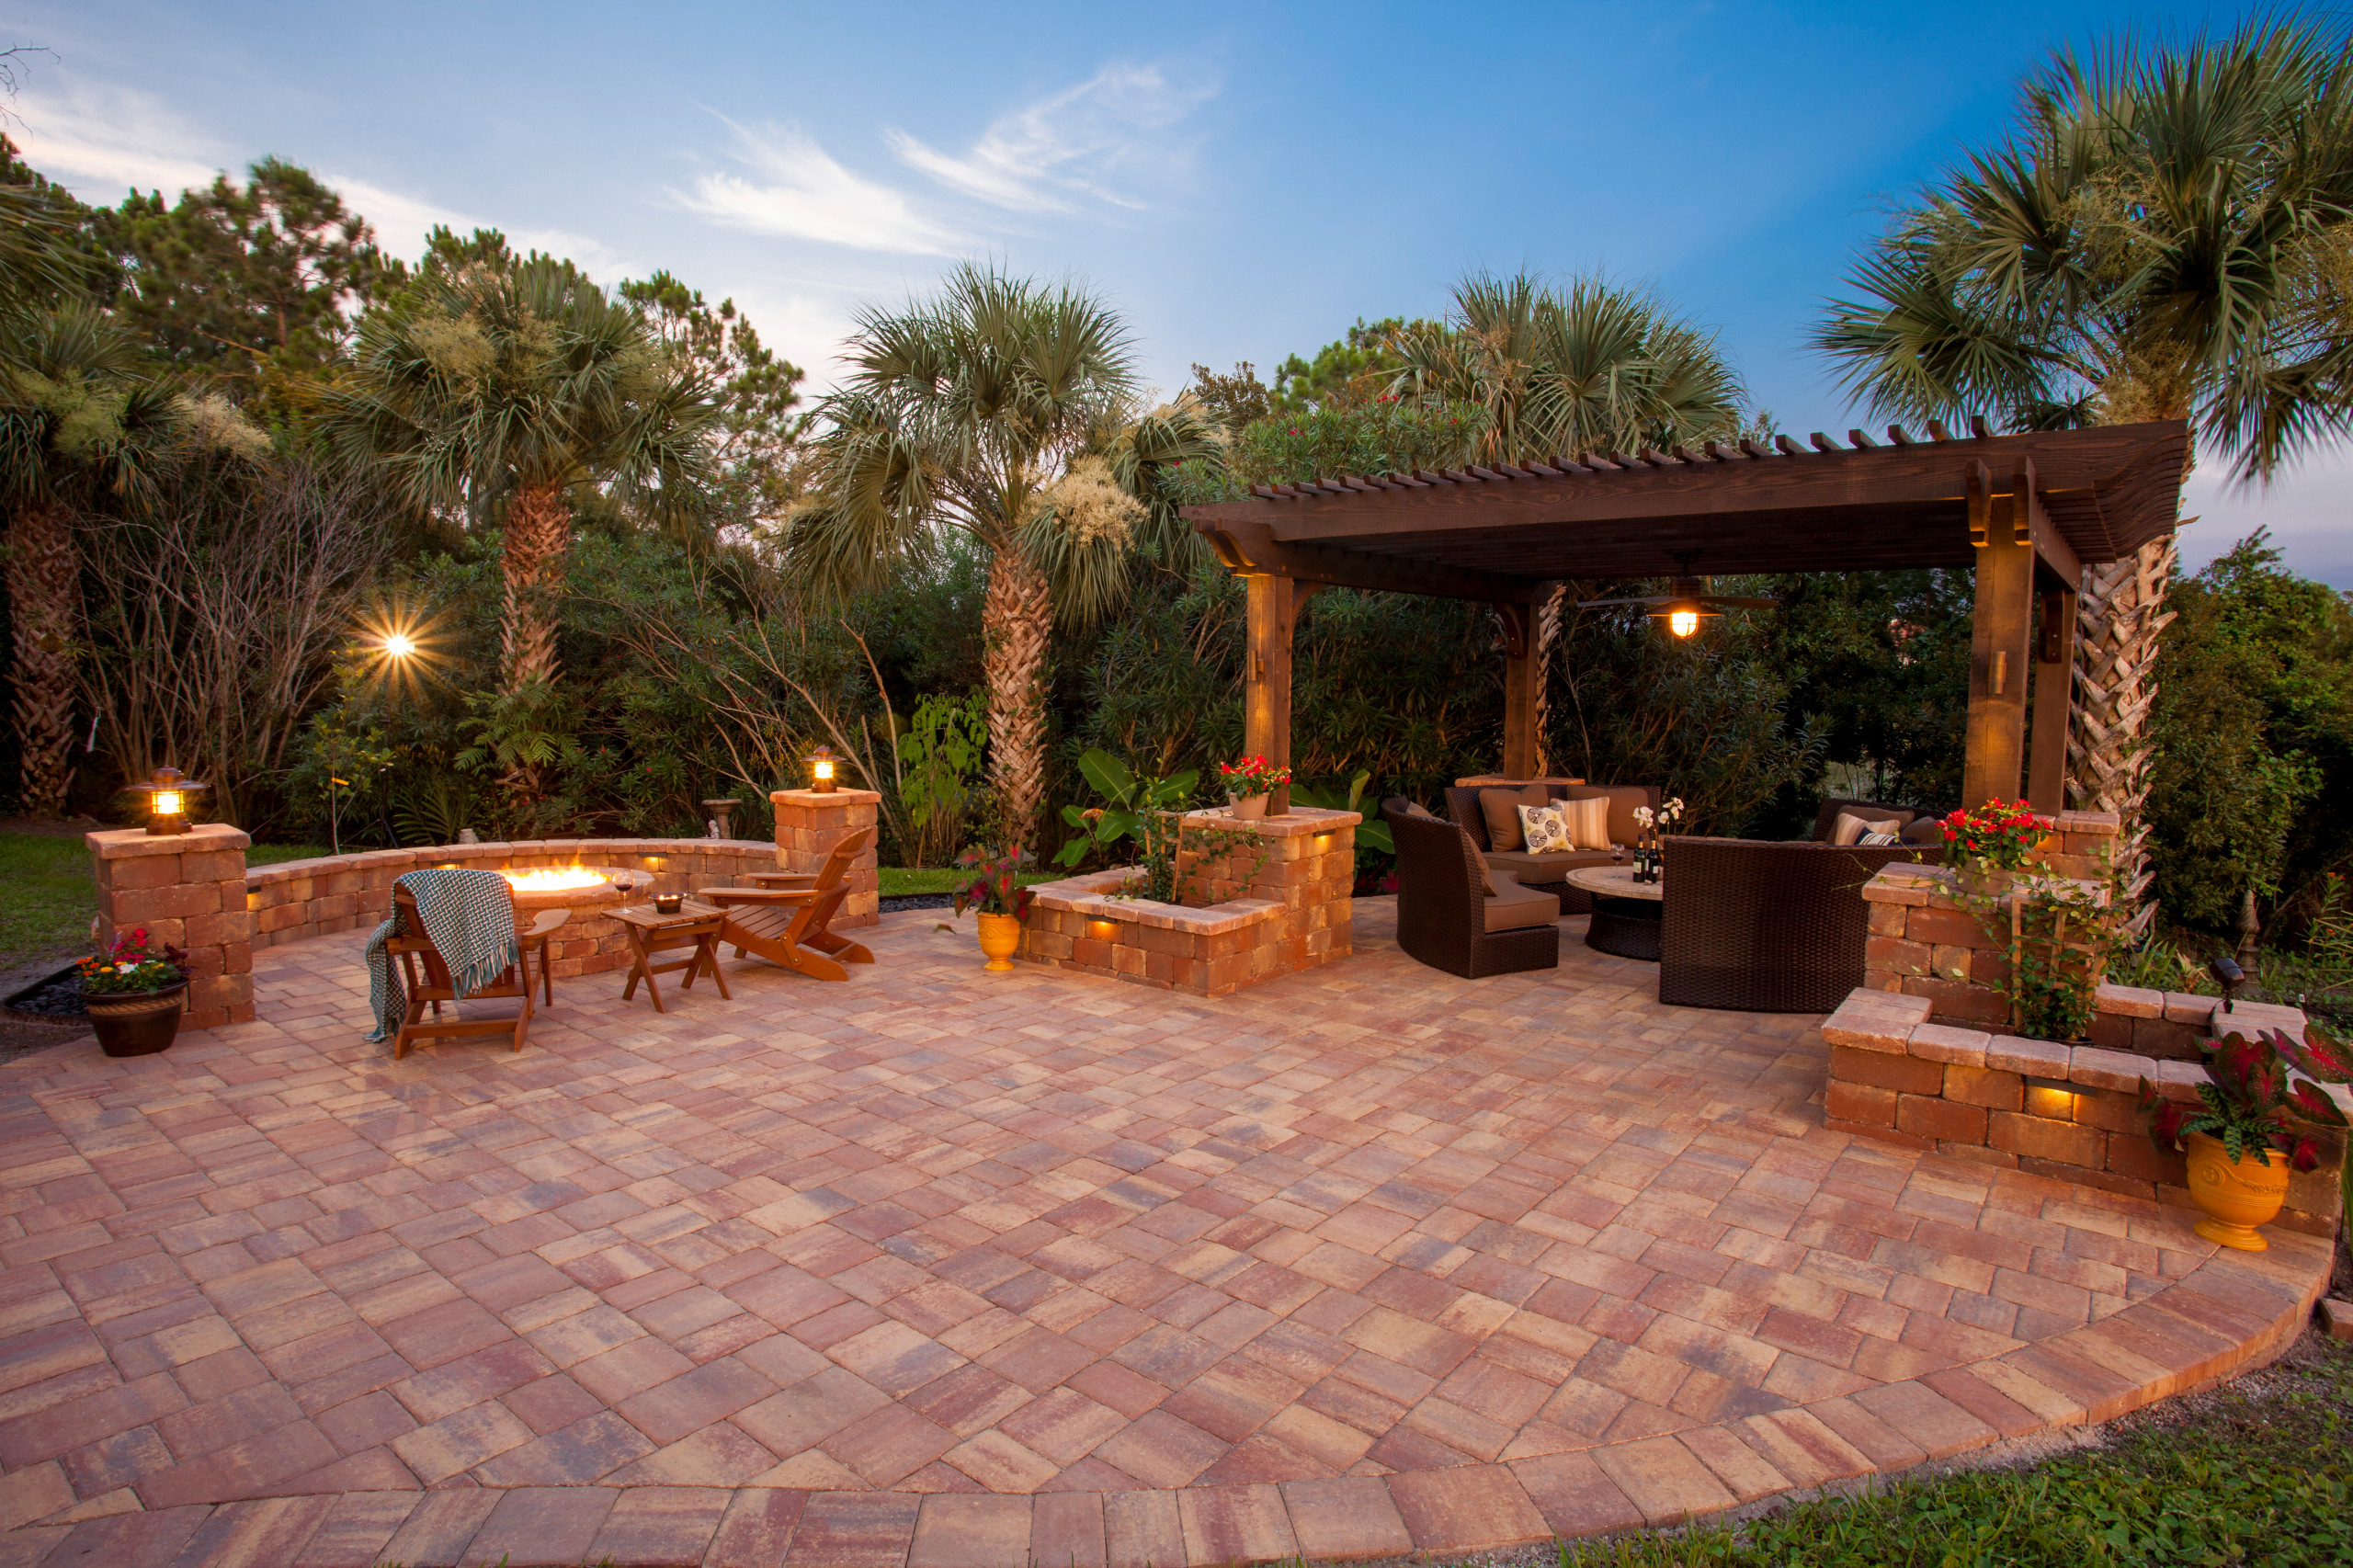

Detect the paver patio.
[{"left": 0, "top": 900, "right": 2327, "bottom": 1567}]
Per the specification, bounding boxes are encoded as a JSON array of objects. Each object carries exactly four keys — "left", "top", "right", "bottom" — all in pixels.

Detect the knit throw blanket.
[{"left": 364, "top": 868, "right": 520, "bottom": 1043}]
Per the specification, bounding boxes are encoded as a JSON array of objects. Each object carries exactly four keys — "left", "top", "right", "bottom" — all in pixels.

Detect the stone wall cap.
[
  {"left": 2053, "top": 810, "right": 2122, "bottom": 834},
  {"left": 1823, "top": 989, "right": 1930, "bottom": 1051},
  {"left": 2095, "top": 983, "right": 2165, "bottom": 1018},
  {"left": 771, "top": 788, "right": 883, "bottom": 806},
  {"left": 1179, "top": 806, "right": 1361, "bottom": 837},
  {"left": 1025, "top": 870, "right": 1285, "bottom": 934},
  {"left": 88, "top": 823, "right": 252, "bottom": 858},
  {"left": 1908, "top": 1023, "right": 1991, "bottom": 1067},
  {"left": 1986, "top": 1034, "right": 2072, "bottom": 1076},
  {"left": 2070, "top": 1045, "right": 2151, "bottom": 1093}
]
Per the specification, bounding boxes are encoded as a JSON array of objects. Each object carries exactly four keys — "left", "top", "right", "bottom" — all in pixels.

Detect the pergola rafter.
[{"left": 1182, "top": 419, "right": 2190, "bottom": 813}]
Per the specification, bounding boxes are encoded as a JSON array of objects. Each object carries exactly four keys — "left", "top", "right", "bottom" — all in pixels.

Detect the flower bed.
[{"left": 1015, "top": 807, "right": 1357, "bottom": 995}]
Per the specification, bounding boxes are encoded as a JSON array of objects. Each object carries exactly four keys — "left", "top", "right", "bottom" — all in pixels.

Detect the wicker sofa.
[
  {"left": 1812, "top": 797, "right": 1947, "bottom": 846},
  {"left": 1383, "top": 800, "right": 1560, "bottom": 979},
  {"left": 1444, "top": 781, "right": 1660, "bottom": 915},
  {"left": 1658, "top": 835, "right": 1940, "bottom": 1013}
]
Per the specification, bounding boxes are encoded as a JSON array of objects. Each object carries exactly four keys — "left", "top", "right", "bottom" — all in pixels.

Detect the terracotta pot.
[
  {"left": 82, "top": 980, "right": 188, "bottom": 1058},
  {"left": 2183, "top": 1130, "right": 2292, "bottom": 1251},
  {"left": 975, "top": 912, "right": 1021, "bottom": 972},
  {"left": 1228, "top": 792, "right": 1269, "bottom": 821}
]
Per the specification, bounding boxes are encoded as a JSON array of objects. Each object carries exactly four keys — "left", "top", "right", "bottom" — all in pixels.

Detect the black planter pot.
[{"left": 81, "top": 980, "right": 188, "bottom": 1058}]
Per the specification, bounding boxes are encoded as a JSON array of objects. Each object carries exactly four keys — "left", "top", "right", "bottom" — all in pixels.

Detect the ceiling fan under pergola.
[{"left": 1577, "top": 554, "right": 1777, "bottom": 637}]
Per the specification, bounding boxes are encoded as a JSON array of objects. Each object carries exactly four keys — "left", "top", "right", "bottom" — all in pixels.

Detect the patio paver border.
[{"left": 0, "top": 1225, "right": 2325, "bottom": 1566}]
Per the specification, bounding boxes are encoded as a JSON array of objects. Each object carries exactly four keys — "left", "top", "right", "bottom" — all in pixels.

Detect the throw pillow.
[
  {"left": 1833, "top": 811, "right": 1903, "bottom": 846},
  {"left": 1480, "top": 784, "right": 1548, "bottom": 851},
  {"left": 1518, "top": 802, "right": 1573, "bottom": 854},
  {"left": 1560, "top": 794, "right": 1611, "bottom": 851},
  {"left": 1472, "top": 842, "right": 1497, "bottom": 895},
  {"left": 1859, "top": 831, "right": 1905, "bottom": 846}
]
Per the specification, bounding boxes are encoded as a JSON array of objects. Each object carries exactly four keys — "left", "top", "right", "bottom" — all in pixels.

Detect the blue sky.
[{"left": 14, "top": 0, "right": 2349, "bottom": 581}]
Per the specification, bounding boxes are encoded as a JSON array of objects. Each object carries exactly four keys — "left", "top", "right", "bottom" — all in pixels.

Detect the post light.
[
  {"left": 133, "top": 766, "right": 203, "bottom": 836},
  {"left": 805, "top": 745, "right": 839, "bottom": 794}
]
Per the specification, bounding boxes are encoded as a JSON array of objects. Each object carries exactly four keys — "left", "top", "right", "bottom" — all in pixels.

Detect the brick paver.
[{"left": 0, "top": 902, "right": 2326, "bottom": 1565}]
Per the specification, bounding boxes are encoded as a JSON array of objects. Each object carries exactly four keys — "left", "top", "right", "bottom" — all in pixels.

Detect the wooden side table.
[{"left": 612, "top": 901, "right": 733, "bottom": 1013}]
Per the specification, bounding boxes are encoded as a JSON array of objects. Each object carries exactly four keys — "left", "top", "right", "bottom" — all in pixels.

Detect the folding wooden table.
[{"left": 612, "top": 900, "right": 733, "bottom": 1013}]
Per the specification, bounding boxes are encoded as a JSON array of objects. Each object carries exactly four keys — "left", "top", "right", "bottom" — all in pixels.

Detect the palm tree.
[
  {"left": 321, "top": 252, "right": 721, "bottom": 701},
  {"left": 1390, "top": 272, "right": 1752, "bottom": 771},
  {"left": 789, "top": 265, "right": 1207, "bottom": 850},
  {"left": 1813, "top": 18, "right": 2353, "bottom": 922},
  {"left": 0, "top": 306, "right": 185, "bottom": 815}
]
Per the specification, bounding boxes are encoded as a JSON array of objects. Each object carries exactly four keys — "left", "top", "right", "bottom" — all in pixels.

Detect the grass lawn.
[
  {"left": 1560, "top": 1331, "right": 2353, "bottom": 1568},
  {"left": 0, "top": 832, "right": 332, "bottom": 971},
  {"left": 880, "top": 866, "right": 1058, "bottom": 897}
]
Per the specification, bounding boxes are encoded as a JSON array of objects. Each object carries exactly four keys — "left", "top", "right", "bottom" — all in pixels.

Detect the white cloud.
[
  {"left": 13, "top": 75, "right": 632, "bottom": 277},
  {"left": 886, "top": 63, "right": 1216, "bottom": 214},
  {"left": 12, "top": 77, "right": 224, "bottom": 201},
  {"left": 680, "top": 120, "right": 959, "bottom": 255}
]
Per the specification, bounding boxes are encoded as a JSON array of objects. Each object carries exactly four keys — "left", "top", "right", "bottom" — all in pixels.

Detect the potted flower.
[
  {"left": 1627, "top": 797, "right": 1684, "bottom": 881},
  {"left": 952, "top": 845, "right": 1036, "bottom": 972},
  {"left": 76, "top": 928, "right": 190, "bottom": 1058},
  {"left": 1939, "top": 798, "right": 2052, "bottom": 895},
  {"left": 1218, "top": 756, "right": 1291, "bottom": 820},
  {"left": 2142, "top": 1026, "right": 2351, "bottom": 1251}
]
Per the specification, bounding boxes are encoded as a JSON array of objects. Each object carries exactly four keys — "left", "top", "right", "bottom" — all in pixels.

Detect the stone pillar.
[
  {"left": 87, "top": 824, "right": 254, "bottom": 1031},
  {"left": 770, "top": 789, "right": 881, "bottom": 928}
]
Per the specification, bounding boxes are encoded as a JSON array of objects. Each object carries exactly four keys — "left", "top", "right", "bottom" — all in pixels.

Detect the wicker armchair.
[
  {"left": 1383, "top": 799, "right": 1560, "bottom": 979},
  {"left": 1445, "top": 781, "right": 1659, "bottom": 915},
  {"left": 1658, "top": 835, "right": 1940, "bottom": 1013}
]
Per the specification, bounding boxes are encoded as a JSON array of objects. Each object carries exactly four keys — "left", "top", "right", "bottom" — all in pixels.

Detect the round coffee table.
[{"left": 1563, "top": 864, "right": 1663, "bottom": 961}]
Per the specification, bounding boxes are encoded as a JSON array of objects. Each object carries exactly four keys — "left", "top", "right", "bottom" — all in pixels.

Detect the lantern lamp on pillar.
[
  {"left": 806, "top": 745, "right": 840, "bottom": 794},
  {"left": 133, "top": 767, "right": 204, "bottom": 836}
]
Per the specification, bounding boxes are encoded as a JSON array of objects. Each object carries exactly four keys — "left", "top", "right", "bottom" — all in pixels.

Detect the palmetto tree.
[
  {"left": 788, "top": 265, "right": 1209, "bottom": 850},
  {"left": 322, "top": 254, "right": 721, "bottom": 701},
  {"left": 1390, "top": 272, "right": 1751, "bottom": 771},
  {"left": 1813, "top": 18, "right": 2353, "bottom": 921},
  {"left": 0, "top": 306, "right": 191, "bottom": 815}
]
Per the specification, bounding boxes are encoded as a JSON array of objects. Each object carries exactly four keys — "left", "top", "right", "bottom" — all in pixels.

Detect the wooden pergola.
[{"left": 1181, "top": 419, "right": 2190, "bottom": 813}]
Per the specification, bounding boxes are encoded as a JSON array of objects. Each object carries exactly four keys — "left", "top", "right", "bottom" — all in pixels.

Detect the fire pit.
[{"left": 493, "top": 866, "right": 654, "bottom": 979}]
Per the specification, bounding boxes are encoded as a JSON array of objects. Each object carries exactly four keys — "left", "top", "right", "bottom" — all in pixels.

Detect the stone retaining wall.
[
  {"left": 1822, "top": 987, "right": 2347, "bottom": 1233},
  {"left": 1016, "top": 807, "right": 1357, "bottom": 996},
  {"left": 247, "top": 839, "right": 785, "bottom": 978}
]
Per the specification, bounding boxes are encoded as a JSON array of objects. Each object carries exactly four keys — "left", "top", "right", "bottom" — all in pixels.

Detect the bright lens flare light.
[
  {"left": 1668, "top": 609, "right": 1700, "bottom": 638},
  {"left": 381, "top": 633, "right": 417, "bottom": 659}
]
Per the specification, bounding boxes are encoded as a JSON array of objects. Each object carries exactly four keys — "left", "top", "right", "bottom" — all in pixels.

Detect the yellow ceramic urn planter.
[
  {"left": 975, "top": 912, "right": 1021, "bottom": 972},
  {"left": 2183, "top": 1131, "right": 2292, "bottom": 1251}
]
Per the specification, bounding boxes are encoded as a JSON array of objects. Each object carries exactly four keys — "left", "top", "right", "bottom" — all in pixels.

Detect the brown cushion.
[
  {"left": 1403, "top": 801, "right": 1440, "bottom": 819},
  {"left": 1564, "top": 785, "right": 1649, "bottom": 848},
  {"left": 1902, "top": 817, "right": 1946, "bottom": 846},
  {"left": 1480, "top": 785, "right": 1549, "bottom": 852},
  {"left": 1833, "top": 812, "right": 1904, "bottom": 847},
  {"left": 1486, "top": 848, "right": 1616, "bottom": 884},
  {"left": 1483, "top": 877, "right": 1560, "bottom": 932},
  {"left": 1471, "top": 842, "right": 1497, "bottom": 896}
]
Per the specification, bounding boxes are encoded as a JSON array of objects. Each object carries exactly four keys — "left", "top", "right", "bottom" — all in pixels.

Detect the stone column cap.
[
  {"left": 770, "top": 789, "right": 882, "bottom": 806},
  {"left": 87, "top": 822, "right": 251, "bottom": 858}
]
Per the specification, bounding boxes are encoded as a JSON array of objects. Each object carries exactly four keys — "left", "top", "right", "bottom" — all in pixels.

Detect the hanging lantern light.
[
  {"left": 1650, "top": 579, "right": 1718, "bottom": 639},
  {"left": 131, "top": 766, "right": 205, "bottom": 836},
  {"left": 805, "top": 744, "right": 839, "bottom": 794}
]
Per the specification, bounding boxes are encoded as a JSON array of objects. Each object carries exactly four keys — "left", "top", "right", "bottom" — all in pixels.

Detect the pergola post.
[
  {"left": 1962, "top": 460, "right": 2037, "bottom": 808},
  {"left": 1497, "top": 603, "right": 1538, "bottom": 778},
  {"left": 2028, "top": 585, "right": 2078, "bottom": 813},
  {"left": 1244, "top": 574, "right": 1294, "bottom": 814}
]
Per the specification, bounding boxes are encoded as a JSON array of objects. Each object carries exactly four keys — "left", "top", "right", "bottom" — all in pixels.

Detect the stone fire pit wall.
[
  {"left": 1015, "top": 807, "right": 1358, "bottom": 996},
  {"left": 1824, "top": 818, "right": 2348, "bottom": 1232},
  {"left": 244, "top": 840, "right": 785, "bottom": 980}
]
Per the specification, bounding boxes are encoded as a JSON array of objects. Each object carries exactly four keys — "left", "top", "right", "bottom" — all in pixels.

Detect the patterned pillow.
[
  {"left": 1518, "top": 802, "right": 1574, "bottom": 854},
  {"left": 1859, "top": 831, "right": 1905, "bottom": 846},
  {"left": 1560, "top": 794, "right": 1612, "bottom": 850}
]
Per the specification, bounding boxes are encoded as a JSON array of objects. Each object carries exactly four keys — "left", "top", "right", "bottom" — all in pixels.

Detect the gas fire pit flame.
[{"left": 501, "top": 867, "right": 609, "bottom": 893}]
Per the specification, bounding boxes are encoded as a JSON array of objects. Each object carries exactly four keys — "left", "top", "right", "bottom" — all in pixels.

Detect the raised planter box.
[
  {"left": 1829, "top": 833, "right": 2348, "bottom": 1232},
  {"left": 1015, "top": 807, "right": 1358, "bottom": 996}
]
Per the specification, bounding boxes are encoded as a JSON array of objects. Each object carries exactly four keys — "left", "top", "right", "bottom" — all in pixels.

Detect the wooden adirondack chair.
[
  {"left": 703, "top": 827, "right": 876, "bottom": 983},
  {"left": 384, "top": 883, "right": 535, "bottom": 1060}
]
